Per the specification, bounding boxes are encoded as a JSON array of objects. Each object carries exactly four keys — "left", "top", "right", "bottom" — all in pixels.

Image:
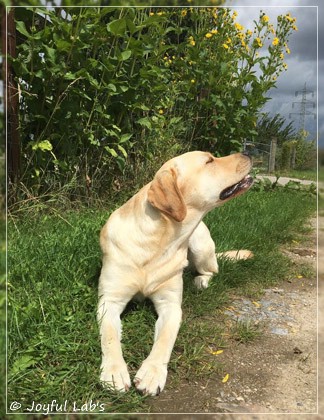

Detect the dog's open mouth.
[{"left": 220, "top": 175, "right": 254, "bottom": 200}]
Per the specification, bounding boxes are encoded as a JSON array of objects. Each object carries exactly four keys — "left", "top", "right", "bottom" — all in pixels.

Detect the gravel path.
[
  {"left": 256, "top": 175, "right": 315, "bottom": 186},
  {"left": 150, "top": 215, "right": 321, "bottom": 416}
]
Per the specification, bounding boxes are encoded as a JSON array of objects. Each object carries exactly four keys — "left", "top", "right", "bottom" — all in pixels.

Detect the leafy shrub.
[{"left": 9, "top": 6, "right": 297, "bottom": 203}]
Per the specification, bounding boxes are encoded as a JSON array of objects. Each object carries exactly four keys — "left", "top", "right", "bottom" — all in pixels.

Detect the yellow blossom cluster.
[
  {"left": 284, "top": 43, "right": 291, "bottom": 54},
  {"left": 254, "top": 37, "right": 263, "bottom": 48},
  {"left": 188, "top": 36, "right": 195, "bottom": 46},
  {"left": 272, "top": 37, "right": 279, "bottom": 46},
  {"left": 285, "top": 13, "right": 296, "bottom": 23},
  {"left": 149, "top": 11, "right": 165, "bottom": 17},
  {"left": 205, "top": 29, "right": 218, "bottom": 39},
  {"left": 234, "top": 22, "right": 244, "bottom": 31}
]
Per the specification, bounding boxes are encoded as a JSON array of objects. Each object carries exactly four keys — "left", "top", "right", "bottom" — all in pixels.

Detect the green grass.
[
  {"left": 7, "top": 187, "right": 316, "bottom": 414},
  {"left": 229, "top": 319, "right": 262, "bottom": 344}
]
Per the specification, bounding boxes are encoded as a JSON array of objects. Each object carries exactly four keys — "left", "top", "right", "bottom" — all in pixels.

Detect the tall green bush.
[{"left": 10, "top": 7, "right": 297, "bottom": 202}]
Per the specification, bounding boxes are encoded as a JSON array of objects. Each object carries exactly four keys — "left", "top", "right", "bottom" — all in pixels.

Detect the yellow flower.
[
  {"left": 292, "top": 25, "right": 298, "bottom": 31},
  {"left": 191, "top": 79, "right": 195, "bottom": 83},
  {"left": 205, "top": 32, "right": 213, "bottom": 38},
  {"left": 149, "top": 12, "right": 154, "bottom": 16},
  {"left": 272, "top": 37, "right": 279, "bottom": 46},
  {"left": 232, "top": 11, "right": 238, "bottom": 20},
  {"left": 158, "top": 109, "right": 164, "bottom": 114},
  {"left": 226, "top": 37, "right": 232, "bottom": 44},
  {"left": 223, "top": 43, "right": 229, "bottom": 49},
  {"left": 286, "top": 46, "right": 291, "bottom": 54},
  {"left": 211, "top": 29, "right": 218, "bottom": 34},
  {"left": 262, "top": 15, "right": 269, "bottom": 23},
  {"left": 235, "top": 22, "right": 244, "bottom": 31},
  {"left": 285, "top": 13, "right": 293, "bottom": 22},
  {"left": 181, "top": 9, "right": 187, "bottom": 17},
  {"left": 283, "top": 63, "right": 288, "bottom": 70},
  {"left": 254, "top": 37, "right": 262, "bottom": 48},
  {"left": 280, "top": 53, "right": 284, "bottom": 60},
  {"left": 188, "top": 36, "right": 196, "bottom": 46},
  {"left": 246, "top": 29, "right": 253, "bottom": 36}
]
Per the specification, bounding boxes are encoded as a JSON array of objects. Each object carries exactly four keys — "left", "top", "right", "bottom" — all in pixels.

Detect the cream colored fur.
[{"left": 98, "top": 151, "right": 253, "bottom": 396}]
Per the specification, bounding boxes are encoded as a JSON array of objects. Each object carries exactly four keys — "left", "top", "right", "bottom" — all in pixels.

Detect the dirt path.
[{"left": 148, "top": 213, "right": 322, "bottom": 417}]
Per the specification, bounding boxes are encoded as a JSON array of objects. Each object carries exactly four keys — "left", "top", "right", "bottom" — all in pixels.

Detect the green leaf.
[
  {"left": 55, "top": 39, "right": 71, "bottom": 52},
  {"left": 31, "top": 140, "right": 53, "bottom": 152},
  {"left": 137, "top": 117, "right": 152, "bottom": 130},
  {"left": 119, "top": 133, "right": 133, "bottom": 143},
  {"left": 107, "top": 18, "right": 127, "bottom": 36},
  {"left": 44, "top": 45, "right": 56, "bottom": 64},
  {"left": 15, "top": 21, "right": 31, "bottom": 38},
  {"left": 104, "top": 146, "right": 118, "bottom": 157},
  {"left": 11, "top": 355, "right": 37, "bottom": 375},
  {"left": 120, "top": 50, "right": 132, "bottom": 61},
  {"left": 118, "top": 144, "right": 128, "bottom": 158},
  {"left": 107, "top": 83, "right": 117, "bottom": 92}
]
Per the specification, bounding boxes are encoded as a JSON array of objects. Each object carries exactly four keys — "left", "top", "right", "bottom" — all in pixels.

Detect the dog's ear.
[{"left": 148, "top": 167, "right": 187, "bottom": 222}]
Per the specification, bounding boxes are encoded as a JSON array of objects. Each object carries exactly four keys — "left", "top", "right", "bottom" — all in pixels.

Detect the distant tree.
[{"left": 256, "top": 113, "right": 296, "bottom": 149}]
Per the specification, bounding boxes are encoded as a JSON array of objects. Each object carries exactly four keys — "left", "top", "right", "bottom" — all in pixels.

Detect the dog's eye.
[{"left": 206, "top": 156, "right": 214, "bottom": 164}]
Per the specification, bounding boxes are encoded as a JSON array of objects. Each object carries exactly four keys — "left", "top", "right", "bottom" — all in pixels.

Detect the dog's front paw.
[
  {"left": 134, "top": 361, "right": 167, "bottom": 396},
  {"left": 100, "top": 361, "right": 131, "bottom": 392},
  {"left": 194, "top": 274, "right": 212, "bottom": 289}
]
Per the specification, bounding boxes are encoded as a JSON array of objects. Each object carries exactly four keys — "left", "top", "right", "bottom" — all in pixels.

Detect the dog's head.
[{"left": 147, "top": 151, "right": 253, "bottom": 222}]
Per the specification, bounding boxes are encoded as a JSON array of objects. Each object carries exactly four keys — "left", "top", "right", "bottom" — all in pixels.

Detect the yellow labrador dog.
[{"left": 98, "top": 151, "right": 253, "bottom": 396}]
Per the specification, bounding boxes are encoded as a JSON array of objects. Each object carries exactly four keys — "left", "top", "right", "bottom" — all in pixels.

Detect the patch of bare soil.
[{"left": 148, "top": 216, "right": 322, "bottom": 417}]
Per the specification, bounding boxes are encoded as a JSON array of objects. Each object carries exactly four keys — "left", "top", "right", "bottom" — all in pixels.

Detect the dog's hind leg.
[
  {"left": 188, "top": 221, "right": 218, "bottom": 289},
  {"left": 216, "top": 250, "right": 254, "bottom": 260}
]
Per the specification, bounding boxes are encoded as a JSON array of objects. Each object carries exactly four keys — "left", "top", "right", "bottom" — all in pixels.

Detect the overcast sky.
[{"left": 225, "top": 0, "right": 321, "bottom": 147}]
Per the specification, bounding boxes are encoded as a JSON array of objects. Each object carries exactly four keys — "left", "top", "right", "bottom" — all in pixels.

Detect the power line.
[{"left": 289, "top": 82, "right": 316, "bottom": 132}]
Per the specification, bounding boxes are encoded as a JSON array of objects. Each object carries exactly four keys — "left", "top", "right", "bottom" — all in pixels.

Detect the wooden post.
[
  {"left": 290, "top": 143, "right": 296, "bottom": 169},
  {"left": 268, "top": 137, "right": 277, "bottom": 173}
]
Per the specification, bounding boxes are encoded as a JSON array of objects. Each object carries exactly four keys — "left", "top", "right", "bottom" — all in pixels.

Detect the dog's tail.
[{"left": 216, "top": 250, "right": 253, "bottom": 261}]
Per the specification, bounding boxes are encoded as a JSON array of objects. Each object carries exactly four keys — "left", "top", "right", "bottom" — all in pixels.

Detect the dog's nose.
[{"left": 241, "top": 151, "right": 251, "bottom": 159}]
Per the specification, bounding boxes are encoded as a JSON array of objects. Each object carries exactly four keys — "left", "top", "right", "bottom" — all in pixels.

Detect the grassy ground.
[
  {"left": 7, "top": 186, "right": 316, "bottom": 414},
  {"left": 0, "top": 164, "right": 5, "bottom": 418}
]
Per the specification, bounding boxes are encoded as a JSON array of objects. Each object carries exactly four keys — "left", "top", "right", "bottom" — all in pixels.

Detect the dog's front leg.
[
  {"left": 134, "top": 278, "right": 183, "bottom": 396},
  {"left": 188, "top": 221, "right": 219, "bottom": 289},
  {"left": 97, "top": 296, "right": 131, "bottom": 392}
]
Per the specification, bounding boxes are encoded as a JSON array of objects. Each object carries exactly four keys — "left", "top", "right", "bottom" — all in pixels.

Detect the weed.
[{"left": 230, "top": 319, "right": 263, "bottom": 344}]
